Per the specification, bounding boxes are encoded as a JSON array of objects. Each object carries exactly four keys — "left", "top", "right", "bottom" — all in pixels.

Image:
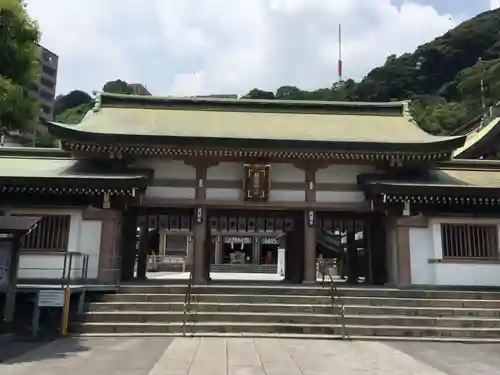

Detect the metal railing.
[
  {"left": 182, "top": 266, "right": 194, "bottom": 336},
  {"left": 18, "top": 251, "right": 90, "bottom": 286},
  {"left": 324, "top": 266, "right": 348, "bottom": 340}
]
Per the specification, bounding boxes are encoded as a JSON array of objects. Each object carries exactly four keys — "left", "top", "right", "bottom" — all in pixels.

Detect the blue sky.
[{"left": 26, "top": 0, "right": 499, "bottom": 97}]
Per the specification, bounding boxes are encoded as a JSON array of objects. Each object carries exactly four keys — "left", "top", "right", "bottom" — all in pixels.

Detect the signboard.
[
  {"left": 223, "top": 236, "right": 251, "bottom": 244},
  {"left": 243, "top": 164, "right": 270, "bottom": 202},
  {"left": 262, "top": 237, "right": 278, "bottom": 245},
  {"left": 277, "top": 248, "right": 285, "bottom": 277},
  {"left": 38, "top": 290, "right": 65, "bottom": 307},
  {"left": 0, "top": 242, "right": 12, "bottom": 292}
]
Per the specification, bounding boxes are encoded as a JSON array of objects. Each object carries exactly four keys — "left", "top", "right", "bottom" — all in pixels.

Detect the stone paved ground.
[{"left": 2, "top": 337, "right": 500, "bottom": 375}]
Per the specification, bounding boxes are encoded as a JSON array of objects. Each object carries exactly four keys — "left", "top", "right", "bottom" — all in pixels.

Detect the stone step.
[
  {"left": 117, "top": 284, "right": 500, "bottom": 300},
  {"left": 209, "top": 264, "right": 277, "bottom": 274},
  {"left": 78, "top": 311, "right": 500, "bottom": 328},
  {"left": 71, "top": 332, "right": 500, "bottom": 343},
  {"left": 71, "top": 321, "right": 500, "bottom": 339},
  {"left": 102, "top": 293, "right": 500, "bottom": 308},
  {"left": 86, "top": 301, "right": 500, "bottom": 318}
]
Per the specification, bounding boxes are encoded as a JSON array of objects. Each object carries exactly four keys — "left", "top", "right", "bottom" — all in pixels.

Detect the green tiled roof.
[
  {"left": 46, "top": 92, "right": 465, "bottom": 150},
  {"left": 0, "top": 156, "right": 151, "bottom": 182},
  {"left": 453, "top": 117, "right": 500, "bottom": 158},
  {"left": 360, "top": 160, "right": 500, "bottom": 193}
]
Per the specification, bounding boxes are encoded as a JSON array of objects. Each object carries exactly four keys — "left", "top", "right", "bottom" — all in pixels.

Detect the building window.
[
  {"left": 39, "top": 89, "right": 54, "bottom": 101},
  {"left": 18, "top": 215, "right": 71, "bottom": 252},
  {"left": 42, "top": 65, "right": 57, "bottom": 76},
  {"left": 42, "top": 104, "right": 52, "bottom": 114},
  {"left": 42, "top": 53, "right": 54, "bottom": 64},
  {"left": 441, "top": 223, "right": 499, "bottom": 259},
  {"left": 40, "top": 77, "right": 55, "bottom": 90}
]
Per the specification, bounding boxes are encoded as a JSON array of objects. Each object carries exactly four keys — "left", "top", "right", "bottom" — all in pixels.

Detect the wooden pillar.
[
  {"left": 192, "top": 163, "right": 208, "bottom": 283},
  {"left": 186, "top": 235, "right": 194, "bottom": 266},
  {"left": 120, "top": 206, "right": 137, "bottom": 282},
  {"left": 252, "top": 236, "right": 261, "bottom": 264},
  {"left": 346, "top": 229, "right": 358, "bottom": 284},
  {"left": 215, "top": 236, "right": 223, "bottom": 264},
  {"left": 136, "top": 225, "right": 148, "bottom": 281},
  {"left": 284, "top": 213, "right": 304, "bottom": 284},
  {"left": 369, "top": 213, "right": 388, "bottom": 285},
  {"left": 159, "top": 230, "right": 166, "bottom": 256},
  {"left": 303, "top": 165, "right": 317, "bottom": 283},
  {"left": 2, "top": 236, "right": 21, "bottom": 332}
]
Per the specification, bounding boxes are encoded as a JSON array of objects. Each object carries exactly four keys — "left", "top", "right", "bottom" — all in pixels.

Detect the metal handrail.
[
  {"left": 324, "top": 265, "right": 348, "bottom": 340},
  {"left": 182, "top": 267, "right": 194, "bottom": 336},
  {"left": 18, "top": 251, "right": 90, "bottom": 286}
]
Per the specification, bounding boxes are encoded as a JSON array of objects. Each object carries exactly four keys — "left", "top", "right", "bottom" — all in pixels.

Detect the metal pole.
[
  {"left": 62, "top": 251, "right": 68, "bottom": 287},
  {"left": 479, "top": 57, "right": 486, "bottom": 110},
  {"left": 338, "top": 24, "right": 343, "bottom": 83}
]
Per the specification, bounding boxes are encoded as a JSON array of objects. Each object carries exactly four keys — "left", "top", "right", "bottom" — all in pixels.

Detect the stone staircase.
[
  {"left": 209, "top": 264, "right": 277, "bottom": 274},
  {"left": 72, "top": 284, "right": 500, "bottom": 341}
]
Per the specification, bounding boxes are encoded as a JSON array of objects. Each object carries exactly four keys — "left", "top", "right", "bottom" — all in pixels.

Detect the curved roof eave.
[
  {"left": 46, "top": 120, "right": 466, "bottom": 154},
  {"left": 453, "top": 118, "right": 500, "bottom": 159}
]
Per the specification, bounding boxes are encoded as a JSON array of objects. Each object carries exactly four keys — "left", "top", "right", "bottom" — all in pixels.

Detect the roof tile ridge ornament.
[
  {"left": 402, "top": 100, "right": 414, "bottom": 122},
  {"left": 92, "top": 91, "right": 102, "bottom": 113}
]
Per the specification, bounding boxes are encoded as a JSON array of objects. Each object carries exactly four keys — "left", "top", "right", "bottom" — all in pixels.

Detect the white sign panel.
[
  {"left": 277, "top": 248, "right": 285, "bottom": 277},
  {"left": 38, "top": 290, "right": 65, "bottom": 307}
]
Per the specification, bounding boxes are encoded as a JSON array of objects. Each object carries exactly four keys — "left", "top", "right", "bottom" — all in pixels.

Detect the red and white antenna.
[{"left": 338, "top": 24, "right": 343, "bottom": 82}]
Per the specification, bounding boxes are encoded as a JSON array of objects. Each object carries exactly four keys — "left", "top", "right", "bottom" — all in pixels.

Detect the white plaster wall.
[
  {"left": 207, "top": 162, "right": 241, "bottom": 180},
  {"left": 270, "top": 163, "right": 305, "bottom": 183},
  {"left": 206, "top": 188, "right": 241, "bottom": 200},
  {"left": 408, "top": 217, "right": 500, "bottom": 287},
  {"left": 409, "top": 227, "right": 435, "bottom": 285},
  {"left": 77, "top": 220, "right": 102, "bottom": 279},
  {"left": 145, "top": 186, "right": 195, "bottom": 199},
  {"left": 18, "top": 253, "right": 84, "bottom": 280},
  {"left": 269, "top": 190, "right": 305, "bottom": 202},
  {"left": 315, "top": 191, "right": 365, "bottom": 203},
  {"left": 316, "top": 165, "right": 375, "bottom": 184},
  {"left": 133, "top": 158, "right": 196, "bottom": 179},
  {"left": 8, "top": 208, "right": 104, "bottom": 281}
]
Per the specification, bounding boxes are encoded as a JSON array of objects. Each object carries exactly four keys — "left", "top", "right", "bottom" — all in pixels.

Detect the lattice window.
[
  {"left": 440, "top": 223, "right": 499, "bottom": 259},
  {"left": 18, "top": 215, "right": 71, "bottom": 252}
]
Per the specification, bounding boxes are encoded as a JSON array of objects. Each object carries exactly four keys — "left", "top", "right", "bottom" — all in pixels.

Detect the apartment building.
[
  {"left": 129, "top": 83, "right": 151, "bottom": 96},
  {"left": 30, "top": 44, "right": 59, "bottom": 121}
]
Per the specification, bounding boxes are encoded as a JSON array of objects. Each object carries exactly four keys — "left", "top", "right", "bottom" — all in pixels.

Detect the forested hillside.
[{"left": 57, "top": 8, "right": 500, "bottom": 135}]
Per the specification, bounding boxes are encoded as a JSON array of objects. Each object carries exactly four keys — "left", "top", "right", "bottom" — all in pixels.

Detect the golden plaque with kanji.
[{"left": 243, "top": 164, "right": 270, "bottom": 201}]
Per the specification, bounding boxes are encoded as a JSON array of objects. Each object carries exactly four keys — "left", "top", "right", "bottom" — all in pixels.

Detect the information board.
[{"left": 38, "top": 290, "right": 65, "bottom": 307}]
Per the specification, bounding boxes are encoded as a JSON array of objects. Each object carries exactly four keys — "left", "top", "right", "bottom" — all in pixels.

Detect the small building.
[{"left": 5, "top": 92, "right": 500, "bottom": 287}]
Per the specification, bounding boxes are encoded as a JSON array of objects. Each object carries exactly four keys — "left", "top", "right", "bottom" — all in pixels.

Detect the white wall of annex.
[
  {"left": 77, "top": 220, "right": 102, "bottom": 279},
  {"left": 270, "top": 163, "right": 304, "bottom": 183},
  {"left": 9, "top": 208, "right": 103, "bottom": 280},
  {"left": 315, "top": 165, "right": 375, "bottom": 184},
  {"left": 133, "top": 158, "right": 196, "bottom": 179},
  {"left": 207, "top": 162, "right": 241, "bottom": 180},
  {"left": 408, "top": 217, "right": 500, "bottom": 287}
]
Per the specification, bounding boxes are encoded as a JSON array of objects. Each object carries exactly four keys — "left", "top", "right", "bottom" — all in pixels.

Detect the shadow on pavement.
[{"left": 0, "top": 335, "right": 89, "bottom": 364}]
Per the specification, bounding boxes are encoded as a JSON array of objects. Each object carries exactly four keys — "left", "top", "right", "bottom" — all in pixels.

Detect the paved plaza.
[{"left": 2, "top": 337, "right": 500, "bottom": 375}]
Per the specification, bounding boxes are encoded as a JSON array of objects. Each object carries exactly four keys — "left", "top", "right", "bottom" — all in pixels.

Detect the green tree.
[
  {"left": 56, "top": 102, "right": 92, "bottom": 124},
  {"left": 103, "top": 79, "right": 134, "bottom": 94},
  {"left": 243, "top": 88, "right": 275, "bottom": 99},
  {"left": 0, "top": 0, "right": 41, "bottom": 132},
  {"left": 54, "top": 90, "right": 92, "bottom": 116}
]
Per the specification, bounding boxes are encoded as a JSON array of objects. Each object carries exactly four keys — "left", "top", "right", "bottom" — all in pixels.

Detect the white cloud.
[
  {"left": 490, "top": 0, "right": 500, "bottom": 9},
  {"left": 26, "top": 0, "right": 459, "bottom": 97}
]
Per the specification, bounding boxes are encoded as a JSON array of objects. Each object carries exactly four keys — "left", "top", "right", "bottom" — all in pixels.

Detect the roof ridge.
[{"left": 95, "top": 91, "right": 408, "bottom": 115}]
